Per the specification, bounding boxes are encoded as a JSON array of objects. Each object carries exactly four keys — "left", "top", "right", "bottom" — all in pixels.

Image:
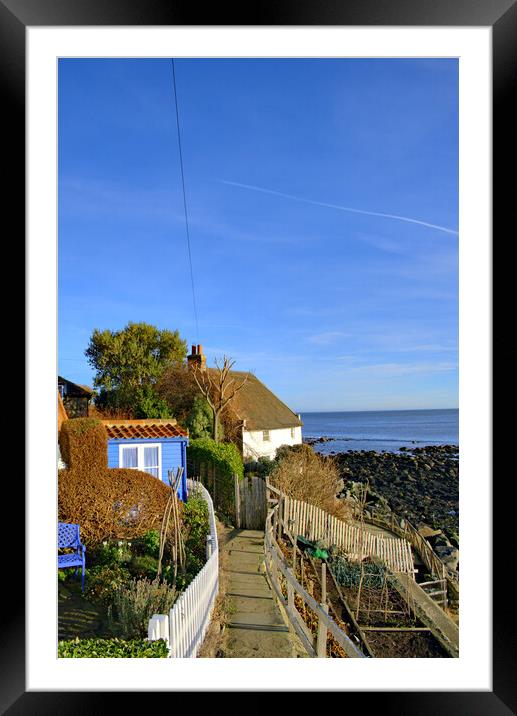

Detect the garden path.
[{"left": 219, "top": 529, "right": 306, "bottom": 658}]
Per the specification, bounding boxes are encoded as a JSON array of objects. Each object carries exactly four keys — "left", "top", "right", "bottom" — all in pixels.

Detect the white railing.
[{"left": 148, "top": 479, "right": 219, "bottom": 658}]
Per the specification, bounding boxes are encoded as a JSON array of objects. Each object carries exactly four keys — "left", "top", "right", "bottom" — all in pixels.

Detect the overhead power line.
[{"left": 171, "top": 58, "right": 200, "bottom": 344}]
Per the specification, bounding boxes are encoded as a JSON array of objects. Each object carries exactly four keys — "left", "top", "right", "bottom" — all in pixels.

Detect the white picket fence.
[
  {"left": 148, "top": 479, "right": 219, "bottom": 657},
  {"left": 283, "top": 495, "right": 415, "bottom": 576}
]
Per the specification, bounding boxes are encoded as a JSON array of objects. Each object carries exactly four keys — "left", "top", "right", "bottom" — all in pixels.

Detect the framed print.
[{"left": 8, "top": 0, "right": 513, "bottom": 710}]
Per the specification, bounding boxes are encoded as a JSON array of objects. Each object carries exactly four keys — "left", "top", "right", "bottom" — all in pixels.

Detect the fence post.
[
  {"left": 234, "top": 475, "right": 241, "bottom": 529},
  {"left": 316, "top": 606, "right": 329, "bottom": 657},
  {"left": 148, "top": 614, "right": 169, "bottom": 646},
  {"left": 287, "top": 581, "right": 295, "bottom": 612},
  {"left": 206, "top": 535, "right": 212, "bottom": 560},
  {"left": 316, "top": 562, "right": 328, "bottom": 657},
  {"left": 277, "top": 496, "right": 283, "bottom": 540}
]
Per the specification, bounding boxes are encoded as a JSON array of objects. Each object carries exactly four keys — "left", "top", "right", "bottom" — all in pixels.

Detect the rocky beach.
[{"left": 306, "top": 438, "right": 459, "bottom": 552}]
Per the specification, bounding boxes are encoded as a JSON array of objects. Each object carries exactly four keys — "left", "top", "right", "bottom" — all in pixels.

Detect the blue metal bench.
[{"left": 58, "top": 522, "right": 86, "bottom": 591}]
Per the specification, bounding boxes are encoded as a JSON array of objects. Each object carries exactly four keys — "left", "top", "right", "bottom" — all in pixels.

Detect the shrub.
[
  {"left": 111, "top": 577, "right": 178, "bottom": 639},
  {"left": 59, "top": 466, "right": 171, "bottom": 546},
  {"left": 85, "top": 564, "right": 131, "bottom": 607},
  {"left": 274, "top": 442, "right": 314, "bottom": 465},
  {"left": 128, "top": 555, "right": 159, "bottom": 580},
  {"left": 182, "top": 495, "right": 209, "bottom": 557},
  {"left": 95, "top": 540, "right": 132, "bottom": 567},
  {"left": 245, "top": 456, "right": 274, "bottom": 477},
  {"left": 185, "top": 396, "right": 213, "bottom": 439},
  {"left": 58, "top": 637, "right": 168, "bottom": 658},
  {"left": 58, "top": 416, "right": 171, "bottom": 547},
  {"left": 270, "top": 446, "right": 350, "bottom": 519},
  {"left": 59, "top": 418, "right": 108, "bottom": 472},
  {"left": 188, "top": 438, "right": 243, "bottom": 479},
  {"left": 140, "top": 529, "right": 160, "bottom": 558}
]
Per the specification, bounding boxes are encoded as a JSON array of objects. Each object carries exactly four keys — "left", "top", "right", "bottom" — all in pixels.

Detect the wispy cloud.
[
  {"left": 220, "top": 179, "right": 458, "bottom": 236},
  {"left": 349, "top": 361, "right": 458, "bottom": 378},
  {"left": 306, "top": 331, "right": 350, "bottom": 346}
]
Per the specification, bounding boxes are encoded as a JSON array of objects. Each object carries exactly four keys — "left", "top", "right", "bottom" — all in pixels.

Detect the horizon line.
[{"left": 298, "top": 407, "right": 458, "bottom": 414}]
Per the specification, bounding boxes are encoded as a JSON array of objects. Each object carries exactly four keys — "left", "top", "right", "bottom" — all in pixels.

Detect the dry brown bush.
[
  {"left": 58, "top": 417, "right": 174, "bottom": 546},
  {"left": 270, "top": 445, "right": 351, "bottom": 520},
  {"left": 59, "top": 418, "right": 108, "bottom": 472},
  {"left": 58, "top": 466, "right": 173, "bottom": 547}
]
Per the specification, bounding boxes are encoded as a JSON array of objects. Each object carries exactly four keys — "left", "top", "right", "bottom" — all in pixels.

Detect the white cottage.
[
  {"left": 232, "top": 373, "right": 303, "bottom": 460},
  {"left": 187, "top": 345, "right": 303, "bottom": 461}
]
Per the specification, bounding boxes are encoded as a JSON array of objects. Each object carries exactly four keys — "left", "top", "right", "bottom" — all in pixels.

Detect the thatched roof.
[{"left": 224, "top": 371, "right": 302, "bottom": 432}]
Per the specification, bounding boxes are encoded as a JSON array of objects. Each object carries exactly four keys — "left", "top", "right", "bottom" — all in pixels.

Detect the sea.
[{"left": 299, "top": 409, "right": 458, "bottom": 455}]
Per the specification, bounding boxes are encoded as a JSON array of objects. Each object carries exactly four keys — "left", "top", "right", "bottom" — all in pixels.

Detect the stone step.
[
  {"left": 229, "top": 610, "right": 288, "bottom": 629},
  {"left": 224, "top": 629, "right": 295, "bottom": 658},
  {"left": 230, "top": 595, "right": 276, "bottom": 613},
  {"left": 228, "top": 581, "right": 272, "bottom": 597}
]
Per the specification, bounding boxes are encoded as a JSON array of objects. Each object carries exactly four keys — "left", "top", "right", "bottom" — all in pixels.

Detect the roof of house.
[
  {"left": 222, "top": 371, "right": 302, "bottom": 431},
  {"left": 102, "top": 419, "right": 188, "bottom": 440},
  {"left": 58, "top": 376, "right": 93, "bottom": 398}
]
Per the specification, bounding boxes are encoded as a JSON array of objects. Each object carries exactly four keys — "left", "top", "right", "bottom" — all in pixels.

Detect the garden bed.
[{"left": 58, "top": 492, "right": 210, "bottom": 655}]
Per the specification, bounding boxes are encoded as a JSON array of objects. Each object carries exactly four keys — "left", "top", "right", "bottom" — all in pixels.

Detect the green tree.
[
  {"left": 85, "top": 322, "right": 187, "bottom": 416},
  {"left": 156, "top": 363, "right": 198, "bottom": 425},
  {"left": 185, "top": 396, "right": 213, "bottom": 439},
  {"left": 133, "top": 386, "right": 172, "bottom": 419}
]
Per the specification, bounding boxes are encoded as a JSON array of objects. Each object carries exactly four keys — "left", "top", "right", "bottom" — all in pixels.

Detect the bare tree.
[{"left": 191, "top": 355, "right": 250, "bottom": 442}]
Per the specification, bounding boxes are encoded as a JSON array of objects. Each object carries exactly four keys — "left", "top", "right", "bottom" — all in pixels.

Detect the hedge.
[
  {"left": 58, "top": 417, "right": 172, "bottom": 546},
  {"left": 187, "top": 438, "right": 244, "bottom": 480},
  {"left": 59, "top": 418, "right": 108, "bottom": 472},
  {"left": 59, "top": 466, "right": 172, "bottom": 546},
  {"left": 58, "top": 637, "right": 169, "bottom": 658}
]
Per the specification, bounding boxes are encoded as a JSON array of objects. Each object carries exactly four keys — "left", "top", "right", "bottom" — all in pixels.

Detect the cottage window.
[
  {"left": 263, "top": 430, "right": 270, "bottom": 442},
  {"left": 119, "top": 444, "right": 161, "bottom": 479},
  {"left": 291, "top": 428, "right": 295, "bottom": 439}
]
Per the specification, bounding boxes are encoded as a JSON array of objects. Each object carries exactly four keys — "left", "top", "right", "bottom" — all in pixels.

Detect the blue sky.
[{"left": 58, "top": 58, "right": 458, "bottom": 412}]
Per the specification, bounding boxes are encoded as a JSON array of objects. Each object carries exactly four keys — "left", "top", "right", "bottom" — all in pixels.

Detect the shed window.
[
  {"left": 263, "top": 430, "right": 270, "bottom": 442},
  {"left": 119, "top": 444, "right": 161, "bottom": 479},
  {"left": 144, "top": 446, "right": 160, "bottom": 478}
]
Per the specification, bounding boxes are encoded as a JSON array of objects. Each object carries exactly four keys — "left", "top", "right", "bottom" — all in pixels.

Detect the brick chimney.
[{"left": 187, "top": 343, "right": 206, "bottom": 371}]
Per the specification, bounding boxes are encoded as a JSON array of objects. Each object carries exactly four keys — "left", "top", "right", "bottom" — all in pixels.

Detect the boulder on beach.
[{"left": 417, "top": 524, "right": 443, "bottom": 539}]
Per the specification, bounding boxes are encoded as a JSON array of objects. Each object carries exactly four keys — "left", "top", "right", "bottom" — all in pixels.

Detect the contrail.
[{"left": 220, "top": 179, "right": 458, "bottom": 236}]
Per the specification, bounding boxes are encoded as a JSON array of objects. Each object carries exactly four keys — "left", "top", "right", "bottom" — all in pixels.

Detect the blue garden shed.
[{"left": 103, "top": 419, "right": 189, "bottom": 501}]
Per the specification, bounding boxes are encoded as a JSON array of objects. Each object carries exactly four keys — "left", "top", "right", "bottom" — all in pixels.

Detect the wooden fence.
[
  {"left": 264, "top": 481, "right": 367, "bottom": 658},
  {"left": 356, "top": 507, "right": 459, "bottom": 603},
  {"left": 148, "top": 479, "right": 219, "bottom": 658},
  {"left": 234, "top": 474, "right": 267, "bottom": 529},
  {"left": 282, "top": 495, "right": 415, "bottom": 576}
]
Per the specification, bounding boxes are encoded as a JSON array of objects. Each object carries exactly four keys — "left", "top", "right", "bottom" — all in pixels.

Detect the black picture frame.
[{"left": 11, "top": 0, "right": 510, "bottom": 711}]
